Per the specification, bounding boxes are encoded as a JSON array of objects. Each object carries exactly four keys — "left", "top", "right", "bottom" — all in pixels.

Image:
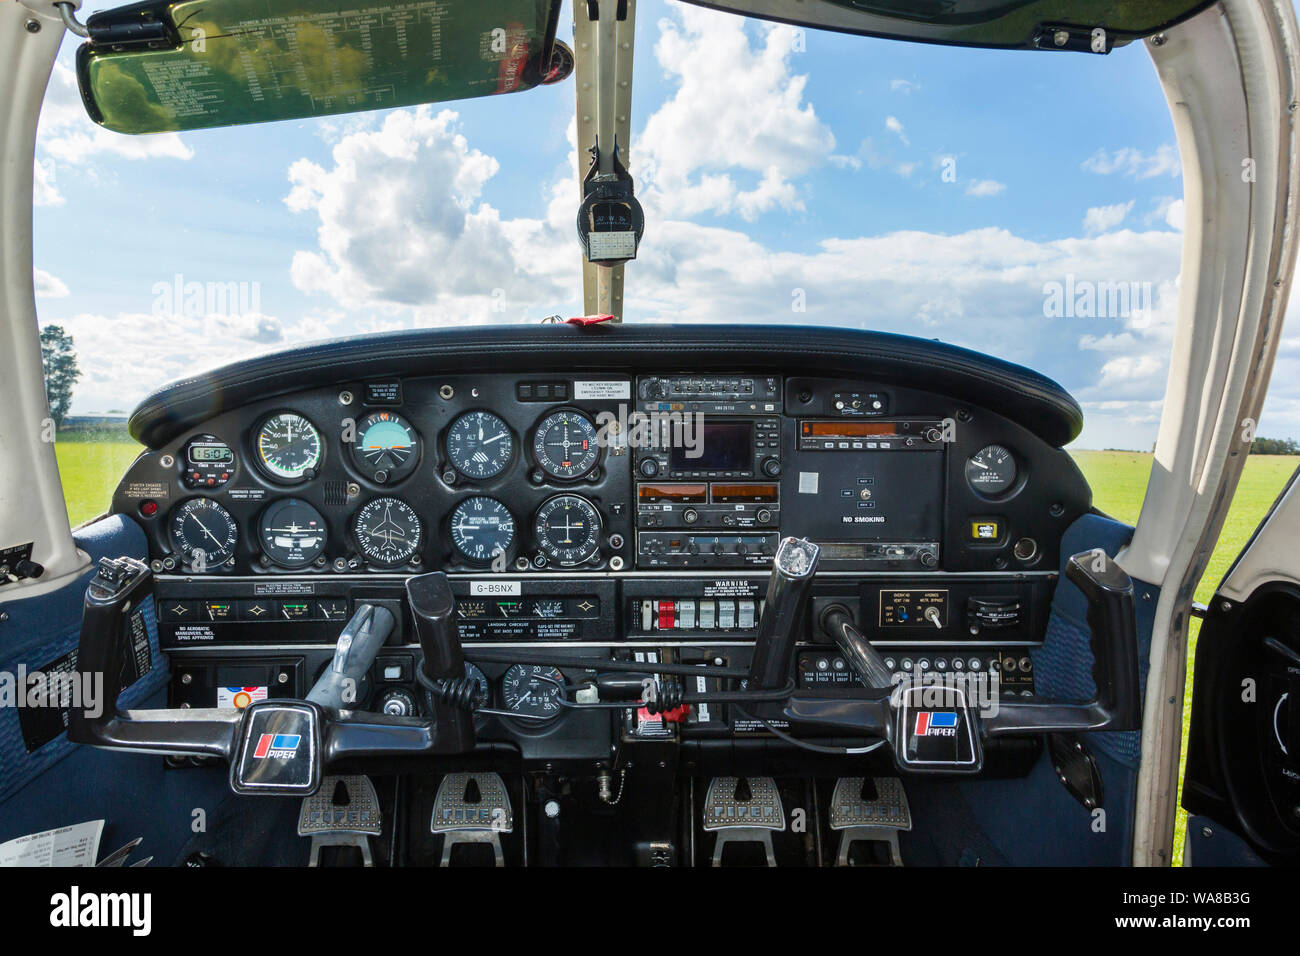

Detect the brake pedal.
[
  {"left": 829, "top": 776, "right": 911, "bottom": 866},
  {"left": 703, "top": 776, "right": 784, "bottom": 866},
  {"left": 298, "top": 775, "right": 381, "bottom": 867},
  {"left": 431, "top": 772, "right": 513, "bottom": 867}
]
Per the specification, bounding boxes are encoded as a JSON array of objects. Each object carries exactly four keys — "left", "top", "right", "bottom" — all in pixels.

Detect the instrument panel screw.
[
  {"left": 439, "top": 384, "right": 454, "bottom": 400},
  {"left": 1150, "top": 33, "right": 1167, "bottom": 47},
  {"left": 160, "top": 455, "right": 175, "bottom": 468},
  {"left": 25, "top": 18, "right": 41, "bottom": 33},
  {"left": 544, "top": 800, "right": 560, "bottom": 818},
  {"left": 338, "top": 390, "right": 354, "bottom": 405},
  {"left": 1200, "top": 826, "right": 1213, "bottom": 838},
  {"left": 346, "top": 482, "right": 361, "bottom": 498},
  {"left": 181, "top": 673, "right": 192, "bottom": 685},
  {"left": 1220, "top": 600, "right": 1232, "bottom": 612},
  {"left": 1053, "top": 29, "right": 1069, "bottom": 46},
  {"left": 278, "top": 672, "right": 289, "bottom": 684}
]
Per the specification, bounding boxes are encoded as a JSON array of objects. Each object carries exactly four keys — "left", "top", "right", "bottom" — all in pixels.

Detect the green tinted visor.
[{"left": 76, "top": 0, "right": 566, "bottom": 134}]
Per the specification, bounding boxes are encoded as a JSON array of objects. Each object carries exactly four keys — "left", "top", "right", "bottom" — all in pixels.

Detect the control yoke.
[
  {"left": 750, "top": 539, "right": 1143, "bottom": 773},
  {"left": 68, "top": 558, "right": 477, "bottom": 795}
]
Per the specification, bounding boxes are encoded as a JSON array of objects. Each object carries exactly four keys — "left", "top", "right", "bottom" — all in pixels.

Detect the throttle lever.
[{"left": 748, "top": 537, "right": 821, "bottom": 692}]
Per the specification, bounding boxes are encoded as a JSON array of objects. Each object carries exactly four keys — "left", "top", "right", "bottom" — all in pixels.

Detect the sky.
[{"left": 30, "top": 0, "right": 1300, "bottom": 449}]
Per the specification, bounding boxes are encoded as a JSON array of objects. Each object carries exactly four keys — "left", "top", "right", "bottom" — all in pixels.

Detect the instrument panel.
[{"left": 115, "top": 372, "right": 1088, "bottom": 579}]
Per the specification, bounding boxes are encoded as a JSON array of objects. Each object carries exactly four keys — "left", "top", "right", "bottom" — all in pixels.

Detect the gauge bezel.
[
  {"left": 257, "top": 497, "right": 328, "bottom": 570},
  {"left": 251, "top": 410, "right": 324, "bottom": 485},
  {"left": 533, "top": 493, "right": 603, "bottom": 567},
  {"left": 530, "top": 408, "right": 601, "bottom": 481},
  {"left": 347, "top": 409, "right": 422, "bottom": 485},
  {"left": 447, "top": 495, "right": 517, "bottom": 566},
  {"left": 444, "top": 409, "right": 516, "bottom": 482},
  {"left": 351, "top": 496, "right": 423, "bottom": 568},
  {"left": 964, "top": 443, "right": 1021, "bottom": 499},
  {"left": 169, "top": 497, "right": 239, "bottom": 571},
  {"left": 499, "top": 663, "right": 564, "bottom": 725}
]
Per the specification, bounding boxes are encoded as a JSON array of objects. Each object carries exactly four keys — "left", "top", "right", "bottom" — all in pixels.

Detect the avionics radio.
[
  {"left": 636, "top": 481, "right": 780, "bottom": 531},
  {"left": 786, "top": 418, "right": 946, "bottom": 571}
]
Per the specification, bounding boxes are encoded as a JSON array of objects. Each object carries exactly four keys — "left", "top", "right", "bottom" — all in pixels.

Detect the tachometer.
[
  {"left": 501, "top": 664, "right": 564, "bottom": 722},
  {"left": 257, "top": 498, "right": 327, "bottom": 569},
  {"left": 965, "top": 444, "right": 1018, "bottom": 496},
  {"left": 170, "top": 497, "right": 239, "bottom": 571},
  {"left": 446, "top": 411, "right": 513, "bottom": 480},
  {"left": 254, "top": 412, "right": 322, "bottom": 483},
  {"left": 534, "top": 494, "right": 602, "bottom": 566},
  {"left": 350, "top": 410, "right": 420, "bottom": 484},
  {"left": 352, "top": 497, "right": 422, "bottom": 567},
  {"left": 532, "top": 410, "right": 600, "bottom": 479},
  {"left": 449, "top": 496, "right": 516, "bottom": 565}
]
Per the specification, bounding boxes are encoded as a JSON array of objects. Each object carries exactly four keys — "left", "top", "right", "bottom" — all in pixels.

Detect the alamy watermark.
[
  {"left": 152, "top": 273, "right": 261, "bottom": 318},
  {"left": 1043, "top": 274, "right": 1155, "bottom": 319}
]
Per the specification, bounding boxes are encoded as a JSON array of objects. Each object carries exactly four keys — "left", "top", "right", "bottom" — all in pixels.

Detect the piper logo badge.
[
  {"left": 252, "top": 733, "right": 301, "bottom": 759},
  {"left": 914, "top": 711, "right": 958, "bottom": 737}
]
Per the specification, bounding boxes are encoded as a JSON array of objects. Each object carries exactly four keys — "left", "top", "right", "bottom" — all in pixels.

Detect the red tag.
[{"left": 565, "top": 314, "right": 616, "bottom": 326}]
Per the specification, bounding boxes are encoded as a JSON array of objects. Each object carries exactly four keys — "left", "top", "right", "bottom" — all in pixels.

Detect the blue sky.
[{"left": 34, "top": 0, "right": 1292, "bottom": 449}]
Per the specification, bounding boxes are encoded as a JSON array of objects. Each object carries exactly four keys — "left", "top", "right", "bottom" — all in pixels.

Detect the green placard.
[{"left": 79, "top": 0, "right": 559, "bottom": 134}]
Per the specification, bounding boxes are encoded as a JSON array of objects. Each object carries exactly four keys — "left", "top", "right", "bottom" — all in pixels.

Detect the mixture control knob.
[{"left": 761, "top": 457, "right": 782, "bottom": 478}]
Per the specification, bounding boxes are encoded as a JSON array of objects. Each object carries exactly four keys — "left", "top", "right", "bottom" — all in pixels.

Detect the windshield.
[{"left": 35, "top": 0, "right": 1250, "bottom": 468}]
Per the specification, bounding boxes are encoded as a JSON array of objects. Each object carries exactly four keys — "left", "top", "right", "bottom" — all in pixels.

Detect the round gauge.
[
  {"left": 534, "top": 494, "right": 602, "bottom": 566},
  {"left": 446, "top": 410, "right": 513, "bottom": 480},
  {"left": 449, "top": 496, "right": 516, "bottom": 564},
  {"left": 169, "top": 498, "right": 239, "bottom": 571},
  {"left": 352, "top": 497, "right": 422, "bottom": 567},
  {"left": 350, "top": 410, "right": 420, "bottom": 484},
  {"left": 532, "top": 410, "right": 600, "bottom": 480},
  {"left": 965, "top": 444, "right": 1018, "bottom": 495},
  {"left": 257, "top": 498, "right": 327, "bottom": 569},
  {"left": 254, "top": 412, "right": 323, "bottom": 483},
  {"left": 463, "top": 663, "right": 490, "bottom": 711},
  {"left": 501, "top": 664, "right": 564, "bottom": 722}
]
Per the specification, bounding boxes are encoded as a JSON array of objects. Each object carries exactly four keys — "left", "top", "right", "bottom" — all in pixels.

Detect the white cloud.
[
  {"left": 890, "top": 79, "right": 918, "bottom": 94},
  {"left": 884, "top": 115, "right": 909, "bottom": 146},
  {"left": 1164, "top": 198, "right": 1185, "bottom": 230},
  {"left": 1083, "top": 200, "right": 1135, "bottom": 235},
  {"left": 34, "top": 158, "right": 62, "bottom": 206},
  {"left": 43, "top": 309, "right": 328, "bottom": 413},
  {"left": 285, "top": 106, "right": 572, "bottom": 317},
  {"left": 965, "top": 178, "right": 1005, "bottom": 197},
  {"left": 34, "top": 269, "right": 69, "bottom": 298},
  {"left": 1082, "top": 145, "right": 1180, "bottom": 179},
  {"left": 636, "top": 7, "right": 838, "bottom": 220},
  {"left": 35, "top": 63, "right": 193, "bottom": 197}
]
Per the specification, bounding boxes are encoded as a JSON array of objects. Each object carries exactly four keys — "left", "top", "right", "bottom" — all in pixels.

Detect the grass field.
[
  {"left": 49, "top": 437, "right": 1298, "bottom": 863},
  {"left": 54, "top": 432, "right": 142, "bottom": 527},
  {"left": 1070, "top": 450, "right": 1299, "bottom": 864}
]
